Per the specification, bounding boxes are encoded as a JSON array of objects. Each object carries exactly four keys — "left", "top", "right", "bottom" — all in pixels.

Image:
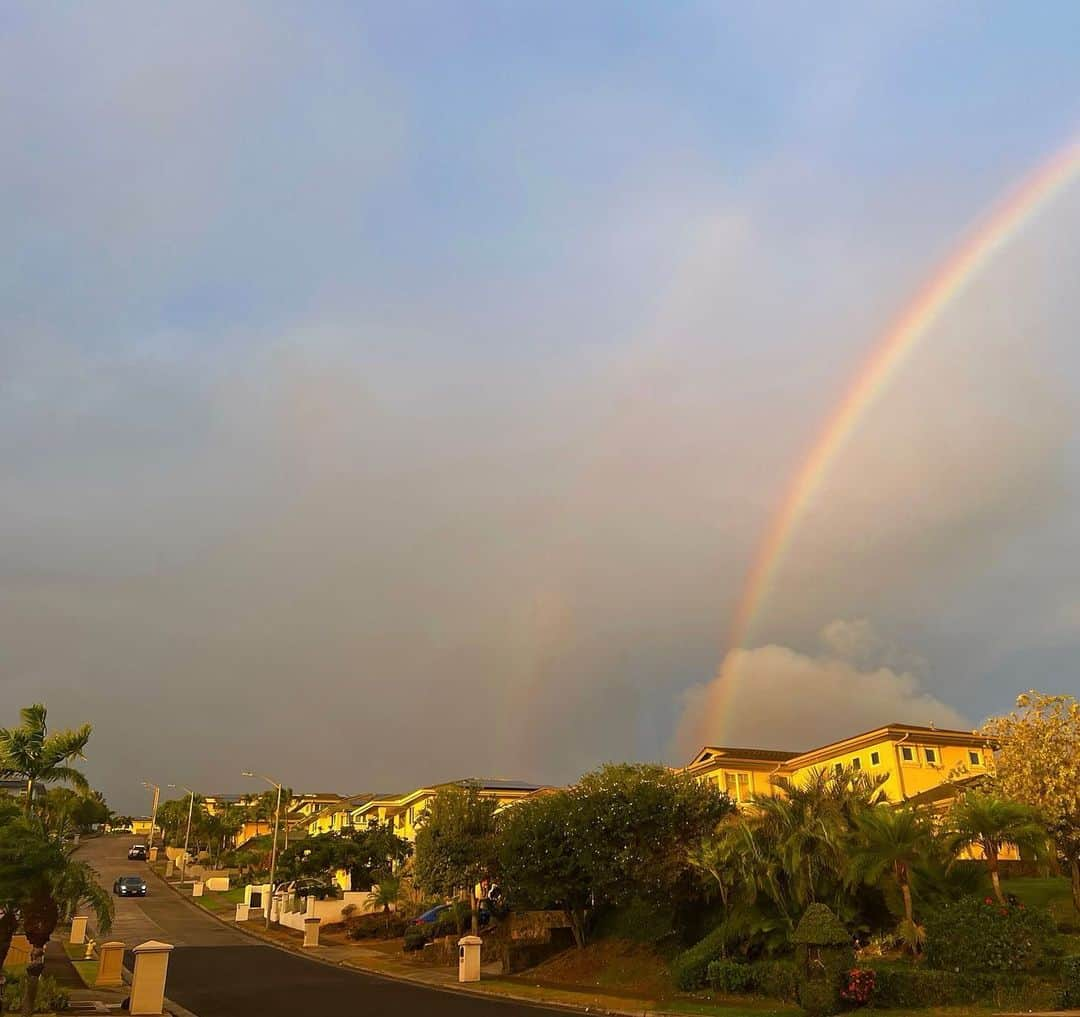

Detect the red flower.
[{"left": 984, "top": 897, "right": 994, "bottom": 905}]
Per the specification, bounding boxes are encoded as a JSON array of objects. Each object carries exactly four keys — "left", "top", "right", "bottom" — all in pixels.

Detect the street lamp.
[
  {"left": 243, "top": 771, "right": 282, "bottom": 930},
  {"left": 142, "top": 782, "right": 160, "bottom": 854},
  {"left": 168, "top": 784, "right": 196, "bottom": 882}
]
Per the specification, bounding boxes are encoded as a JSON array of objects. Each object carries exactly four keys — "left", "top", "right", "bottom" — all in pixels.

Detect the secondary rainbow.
[{"left": 718, "top": 138, "right": 1080, "bottom": 725}]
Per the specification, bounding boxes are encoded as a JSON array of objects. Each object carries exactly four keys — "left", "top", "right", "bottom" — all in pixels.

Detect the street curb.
[{"left": 155, "top": 876, "right": 669, "bottom": 1016}]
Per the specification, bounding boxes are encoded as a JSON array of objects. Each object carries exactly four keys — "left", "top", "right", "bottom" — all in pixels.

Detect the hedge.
[
  {"left": 1062, "top": 956, "right": 1080, "bottom": 1008},
  {"left": 671, "top": 925, "right": 729, "bottom": 990},
  {"left": 703, "top": 958, "right": 797, "bottom": 1002},
  {"left": 866, "top": 965, "right": 1057, "bottom": 1010}
]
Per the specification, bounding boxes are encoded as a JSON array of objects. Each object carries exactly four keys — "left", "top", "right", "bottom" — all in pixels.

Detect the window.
[
  {"left": 834, "top": 762, "right": 844, "bottom": 776},
  {"left": 852, "top": 757, "right": 861, "bottom": 771},
  {"left": 870, "top": 751, "right": 881, "bottom": 766},
  {"left": 969, "top": 751, "right": 981, "bottom": 766},
  {"left": 724, "top": 772, "right": 751, "bottom": 803},
  {"left": 924, "top": 747, "right": 938, "bottom": 765},
  {"left": 901, "top": 745, "right": 915, "bottom": 762}
]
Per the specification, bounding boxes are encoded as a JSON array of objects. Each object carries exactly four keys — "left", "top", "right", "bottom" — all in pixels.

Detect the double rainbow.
[{"left": 717, "top": 139, "right": 1080, "bottom": 729}]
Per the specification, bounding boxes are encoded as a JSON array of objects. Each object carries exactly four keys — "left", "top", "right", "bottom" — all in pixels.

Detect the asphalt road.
[{"left": 80, "top": 836, "right": 558, "bottom": 1017}]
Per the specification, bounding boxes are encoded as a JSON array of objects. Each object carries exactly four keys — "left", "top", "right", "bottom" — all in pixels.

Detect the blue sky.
[{"left": 2, "top": 3, "right": 1078, "bottom": 810}]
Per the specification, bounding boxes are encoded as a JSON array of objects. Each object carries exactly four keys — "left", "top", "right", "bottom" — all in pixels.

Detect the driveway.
[{"left": 80, "top": 836, "right": 559, "bottom": 1016}]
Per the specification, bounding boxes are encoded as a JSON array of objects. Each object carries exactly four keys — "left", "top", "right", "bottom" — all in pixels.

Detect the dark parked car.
[
  {"left": 114, "top": 876, "right": 148, "bottom": 897},
  {"left": 128, "top": 844, "right": 148, "bottom": 860}
]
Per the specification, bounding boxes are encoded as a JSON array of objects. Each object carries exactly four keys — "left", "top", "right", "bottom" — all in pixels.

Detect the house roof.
[{"left": 686, "top": 723, "right": 991, "bottom": 774}]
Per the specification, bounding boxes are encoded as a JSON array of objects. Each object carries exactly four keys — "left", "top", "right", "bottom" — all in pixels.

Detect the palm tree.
[
  {"left": 947, "top": 793, "right": 1049, "bottom": 903},
  {"left": 848, "top": 806, "right": 934, "bottom": 949},
  {"left": 367, "top": 874, "right": 402, "bottom": 936},
  {"left": 0, "top": 815, "right": 112, "bottom": 1015},
  {"left": 0, "top": 705, "right": 91, "bottom": 816}
]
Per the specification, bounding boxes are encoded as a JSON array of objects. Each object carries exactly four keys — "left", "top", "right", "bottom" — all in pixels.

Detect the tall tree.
[
  {"left": 847, "top": 806, "right": 935, "bottom": 948},
  {"left": 0, "top": 816, "right": 112, "bottom": 1015},
  {"left": 946, "top": 792, "right": 1049, "bottom": 904},
  {"left": 414, "top": 784, "right": 497, "bottom": 934},
  {"left": 0, "top": 705, "right": 91, "bottom": 815},
  {"left": 981, "top": 690, "right": 1080, "bottom": 913}
]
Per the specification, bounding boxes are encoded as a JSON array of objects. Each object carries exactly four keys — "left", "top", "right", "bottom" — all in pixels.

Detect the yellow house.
[
  {"left": 304, "top": 793, "right": 378, "bottom": 837},
  {"left": 349, "top": 779, "right": 547, "bottom": 844},
  {"left": 684, "top": 723, "right": 993, "bottom": 805},
  {"left": 130, "top": 817, "right": 155, "bottom": 838}
]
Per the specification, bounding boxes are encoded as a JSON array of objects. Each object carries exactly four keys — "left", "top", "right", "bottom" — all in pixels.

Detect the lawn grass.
[
  {"left": 192, "top": 884, "right": 247, "bottom": 914},
  {"left": 62, "top": 941, "right": 98, "bottom": 987}
]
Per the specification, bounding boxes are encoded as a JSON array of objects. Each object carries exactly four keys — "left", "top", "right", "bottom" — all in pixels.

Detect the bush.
[
  {"left": 841, "top": 968, "right": 875, "bottom": 1005},
  {"left": 671, "top": 924, "right": 728, "bottom": 990},
  {"left": 866, "top": 965, "right": 1055, "bottom": 1010},
  {"left": 1062, "top": 956, "right": 1080, "bottom": 1008},
  {"left": 701, "top": 959, "right": 798, "bottom": 1002},
  {"left": 403, "top": 928, "right": 428, "bottom": 952},
  {"left": 754, "top": 959, "right": 798, "bottom": 1003},
  {"left": 707, "top": 959, "right": 755, "bottom": 994},
  {"left": 2, "top": 973, "right": 70, "bottom": 1013},
  {"left": 345, "top": 912, "right": 409, "bottom": 940},
  {"left": 924, "top": 896, "right": 1055, "bottom": 972}
]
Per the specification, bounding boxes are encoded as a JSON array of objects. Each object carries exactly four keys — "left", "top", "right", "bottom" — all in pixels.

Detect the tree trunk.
[
  {"left": 470, "top": 888, "right": 478, "bottom": 936},
  {"left": 22, "top": 945, "right": 45, "bottom": 1017},
  {"left": 987, "top": 845, "right": 1003, "bottom": 904},
  {"left": 564, "top": 908, "right": 586, "bottom": 949},
  {"left": 24, "top": 779, "right": 34, "bottom": 817},
  {"left": 1070, "top": 855, "right": 1080, "bottom": 915},
  {"left": 0, "top": 910, "right": 17, "bottom": 1016},
  {"left": 900, "top": 879, "right": 914, "bottom": 926}
]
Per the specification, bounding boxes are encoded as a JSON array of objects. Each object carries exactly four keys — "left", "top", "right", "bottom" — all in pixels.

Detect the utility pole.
[
  {"left": 243, "top": 771, "right": 283, "bottom": 930},
  {"left": 169, "top": 785, "right": 196, "bottom": 881},
  {"left": 142, "top": 782, "right": 161, "bottom": 854}
]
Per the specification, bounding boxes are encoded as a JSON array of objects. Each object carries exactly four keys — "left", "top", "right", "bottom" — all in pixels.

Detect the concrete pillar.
[
  {"left": 130, "top": 940, "right": 173, "bottom": 1016},
  {"left": 164, "top": 859, "right": 175, "bottom": 879},
  {"left": 270, "top": 892, "right": 282, "bottom": 923},
  {"left": 96, "top": 941, "right": 125, "bottom": 988},
  {"left": 69, "top": 916, "right": 88, "bottom": 945},
  {"left": 234, "top": 902, "right": 249, "bottom": 922},
  {"left": 192, "top": 881, "right": 204, "bottom": 897},
  {"left": 303, "top": 917, "right": 320, "bottom": 948},
  {"left": 458, "top": 935, "right": 482, "bottom": 983},
  {"left": 148, "top": 847, "right": 159, "bottom": 862}
]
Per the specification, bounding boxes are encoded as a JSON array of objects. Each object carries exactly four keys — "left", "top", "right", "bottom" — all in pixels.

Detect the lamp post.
[
  {"left": 142, "top": 782, "right": 160, "bottom": 854},
  {"left": 243, "top": 771, "right": 282, "bottom": 930},
  {"left": 168, "top": 784, "right": 196, "bottom": 882}
]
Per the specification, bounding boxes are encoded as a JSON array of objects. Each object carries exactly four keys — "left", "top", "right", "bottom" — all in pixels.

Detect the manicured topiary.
[
  {"left": 671, "top": 924, "right": 728, "bottom": 990},
  {"left": 793, "top": 904, "right": 853, "bottom": 1017}
]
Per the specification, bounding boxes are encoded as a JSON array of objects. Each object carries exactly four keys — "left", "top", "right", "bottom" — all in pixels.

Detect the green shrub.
[
  {"left": 707, "top": 959, "right": 756, "bottom": 994},
  {"left": 754, "top": 959, "right": 798, "bottom": 1002},
  {"left": 924, "top": 895, "right": 1055, "bottom": 972},
  {"left": 1062, "top": 956, "right": 1080, "bottom": 1008},
  {"left": 2, "top": 973, "right": 70, "bottom": 1013},
  {"left": 671, "top": 924, "right": 728, "bottom": 990},
  {"left": 403, "top": 928, "right": 428, "bottom": 952},
  {"left": 345, "top": 912, "right": 409, "bottom": 940},
  {"left": 867, "top": 965, "right": 1054, "bottom": 1009}
]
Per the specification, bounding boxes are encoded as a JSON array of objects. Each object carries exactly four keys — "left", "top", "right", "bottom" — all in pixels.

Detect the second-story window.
[
  {"left": 969, "top": 750, "right": 981, "bottom": 766},
  {"left": 870, "top": 751, "right": 881, "bottom": 766},
  {"left": 901, "top": 745, "right": 915, "bottom": 762}
]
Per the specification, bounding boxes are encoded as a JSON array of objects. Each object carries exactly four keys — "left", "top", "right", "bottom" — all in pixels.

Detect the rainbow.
[{"left": 715, "top": 138, "right": 1080, "bottom": 732}]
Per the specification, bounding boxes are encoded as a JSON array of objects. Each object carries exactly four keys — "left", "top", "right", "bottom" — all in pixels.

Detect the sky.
[{"left": 2, "top": 2, "right": 1079, "bottom": 813}]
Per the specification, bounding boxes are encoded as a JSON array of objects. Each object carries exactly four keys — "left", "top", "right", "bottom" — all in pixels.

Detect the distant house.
[{"left": 348, "top": 779, "right": 548, "bottom": 844}]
